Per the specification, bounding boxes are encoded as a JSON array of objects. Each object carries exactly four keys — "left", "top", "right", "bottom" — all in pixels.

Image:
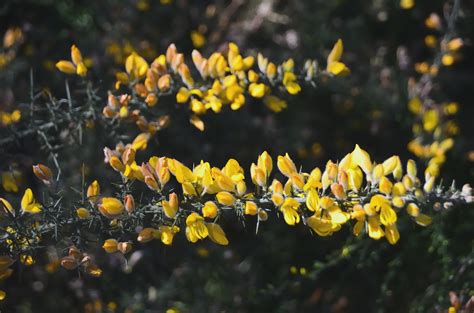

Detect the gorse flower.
[
  {"left": 21, "top": 188, "right": 41, "bottom": 214},
  {"left": 56, "top": 45, "right": 88, "bottom": 77}
]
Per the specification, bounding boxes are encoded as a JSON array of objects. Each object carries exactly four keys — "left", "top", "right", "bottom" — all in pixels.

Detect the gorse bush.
[{"left": 0, "top": 0, "right": 473, "bottom": 312}]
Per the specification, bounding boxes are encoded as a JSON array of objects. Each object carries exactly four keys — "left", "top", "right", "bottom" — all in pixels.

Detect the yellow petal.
[
  {"left": 327, "top": 39, "right": 343, "bottom": 65},
  {"left": 206, "top": 223, "right": 229, "bottom": 245}
]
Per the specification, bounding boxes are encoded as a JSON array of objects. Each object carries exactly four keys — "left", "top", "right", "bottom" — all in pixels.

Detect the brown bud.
[
  {"left": 60, "top": 256, "right": 79, "bottom": 270},
  {"left": 135, "top": 83, "right": 148, "bottom": 97},
  {"left": 158, "top": 74, "right": 171, "bottom": 91},
  {"left": 124, "top": 194, "right": 135, "bottom": 213},
  {"left": 330, "top": 183, "right": 347, "bottom": 200},
  {"left": 102, "top": 106, "right": 115, "bottom": 118},
  {"left": 107, "top": 93, "right": 119, "bottom": 110},
  {"left": 117, "top": 242, "right": 133, "bottom": 254},
  {"left": 68, "top": 246, "right": 82, "bottom": 259},
  {"left": 121, "top": 147, "right": 136, "bottom": 165},
  {"left": 158, "top": 115, "right": 170, "bottom": 129},
  {"left": 32, "top": 164, "right": 53, "bottom": 186}
]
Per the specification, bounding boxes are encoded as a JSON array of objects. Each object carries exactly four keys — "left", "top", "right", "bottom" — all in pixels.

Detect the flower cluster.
[
  {"left": 56, "top": 41, "right": 348, "bottom": 132},
  {"left": 0, "top": 27, "right": 23, "bottom": 69},
  {"left": 0, "top": 142, "right": 471, "bottom": 300},
  {"left": 96, "top": 144, "right": 471, "bottom": 250},
  {"left": 407, "top": 9, "right": 463, "bottom": 176},
  {"left": 0, "top": 109, "right": 21, "bottom": 127}
]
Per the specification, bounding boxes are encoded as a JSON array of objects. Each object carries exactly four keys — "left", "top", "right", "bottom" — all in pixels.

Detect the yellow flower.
[
  {"left": 400, "top": 0, "right": 414, "bottom": 9},
  {"left": 306, "top": 189, "right": 320, "bottom": 212},
  {"left": 379, "top": 176, "right": 393, "bottom": 195},
  {"left": 168, "top": 159, "right": 196, "bottom": 184},
  {"left": 98, "top": 197, "right": 124, "bottom": 218},
  {"left": 271, "top": 193, "right": 284, "bottom": 206},
  {"left": 367, "top": 216, "right": 384, "bottom": 240},
  {"left": 277, "top": 153, "right": 297, "bottom": 177},
  {"left": 159, "top": 225, "right": 180, "bottom": 245},
  {"left": 407, "top": 159, "right": 417, "bottom": 179},
  {"left": 138, "top": 227, "right": 160, "bottom": 243},
  {"left": 56, "top": 45, "right": 87, "bottom": 76},
  {"left": 249, "top": 83, "right": 266, "bottom": 98},
  {"left": 76, "top": 207, "right": 90, "bottom": 219},
  {"left": 216, "top": 191, "right": 235, "bottom": 206},
  {"left": 415, "top": 214, "right": 432, "bottom": 226},
  {"left": 326, "top": 39, "right": 350, "bottom": 76},
  {"left": 257, "top": 151, "right": 273, "bottom": 177},
  {"left": 245, "top": 201, "right": 258, "bottom": 216},
  {"left": 20, "top": 255, "right": 34, "bottom": 266},
  {"left": 282, "top": 72, "right": 301, "bottom": 95},
  {"left": 307, "top": 214, "right": 338, "bottom": 236},
  {"left": 191, "top": 30, "right": 206, "bottom": 48},
  {"left": 202, "top": 201, "right": 218, "bottom": 219},
  {"left": 21, "top": 188, "right": 41, "bottom": 214},
  {"left": 1, "top": 171, "right": 19, "bottom": 192},
  {"left": 369, "top": 195, "right": 397, "bottom": 226},
  {"left": 125, "top": 52, "right": 149, "bottom": 79},
  {"left": 206, "top": 223, "right": 229, "bottom": 245},
  {"left": 132, "top": 133, "right": 150, "bottom": 150},
  {"left": 423, "top": 109, "right": 439, "bottom": 131},
  {"left": 0, "top": 198, "right": 13, "bottom": 214},
  {"left": 102, "top": 239, "right": 118, "bottom": 253},
  {"left": 280, "top": 197, "right": 300, "bottom": 226},
  {"left": 351, "top": 144, "right": 372, "bottom": 174},
  {"left": 162, "top": 192, "right": 179, "bottom": 218},
  {"left": 185, "top": 213, "right": 208, "bottom": 243},
  {"left": 382, "top": 155, "right": 400, "bottom": 176},
  {"left": 87, "top": 180, "right": 100, "bottom": 199},
  {"left": 56, "top": 60, "right": 76, "bottom": 74},
  {"left": 264, "top": 95, "right": 287, "bottom": 112},
  {"left": 423, "top": 176, "right": 435, "bottom": 193}
]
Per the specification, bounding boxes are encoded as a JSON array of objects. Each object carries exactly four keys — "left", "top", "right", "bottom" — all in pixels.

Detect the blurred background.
[{"left": 0, "top": 0, "right": 473, "bottom": 312}]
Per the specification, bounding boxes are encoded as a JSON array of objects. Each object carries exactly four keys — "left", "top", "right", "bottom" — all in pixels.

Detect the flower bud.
[
  {"left": 60, "top": 256, "right": 78, "bottom": 270},
  {"left": 330, "top": 183, "right": 346, "bottom": 200},
  {"left": 291, "top": 173, "right": 305, "bottom": 190},
  {"left": 137, "top": 227, "right": 159, "bottom": 243},
  {"left": 87, "top": 180, "right": 100, "bottom": 199},
  {"left": 98, "top": 197, "right": 124, "bottom": 218},
  {"left": 84, "top": 264, "right": 102, "bottom": 277},
  {"left": 271, "top": 193, "right": 284, "bottom": 206},
  {"left": 423, "top": 176, "right": 436, "bottom": 193},
  {"left": 216, "top": 191, "right": 235, "bottom": 206},
  {"left": 124, "top": 194, "right": 135, "bottom": 213},
  {"left": 245, "top": 201, "right": 258, "bottom": 216},
  {"left": 76, "top": 207, "right": 90, "bottom": 219},
  {"left": 407, "top": 159, "right": 417, "bottom": 180},
  {"left": 56, "top": 61, "right": 76, "bottom": 74},
  {"left": 162, "top": 193, "right": 178, "bottom": 218},
  {"left": 270, "top": 179, "right": 283, "bottom": 194},
  {"left": 277, "top": 154, "right": 297, "bottom": 177},
  {"left": 117, "top": 242, "right": 133, "bottom": 254},
  {"left": 202, "top": 201, "right": 218, "bottom": 219},
  {"left": 109, "top": 156, "right": 125, "bottom": 172},
  {"left": 236, "top": 181, "right": 247, "bottom": 196},
  {"left": 379, "top": 176, "right": 393, "bottom": 195},
  {"left": 32, "top": 164, "right": 53, "bottom": 186},
  {"left": 102, "top": 239, "right": 118, "bottom": 253},
  {"left": 145, "top": 93, "right": 158, "bottom": 107},
  {"left": 121, "top": 147, "right": 136, "bottom": 165},
  {"left": 406, "top": 203, "right": 420, "bottom": 217},
  {"left": 258, "top": 209, "right": 268, "bottom": 221}
]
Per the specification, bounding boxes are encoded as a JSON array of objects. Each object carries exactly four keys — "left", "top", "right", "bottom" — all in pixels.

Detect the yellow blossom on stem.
[
  {"left": 280, "top": 197, "right": 300, "bottom": 226},
  {"left": 98, "top": 197, "right": 124, "bottom": 218},
  {"left": 21, "top": 188, "right": 41, "bottom": 214},
  {"left": 185, "top": 213, "right": 208, "bottom": 243}
]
